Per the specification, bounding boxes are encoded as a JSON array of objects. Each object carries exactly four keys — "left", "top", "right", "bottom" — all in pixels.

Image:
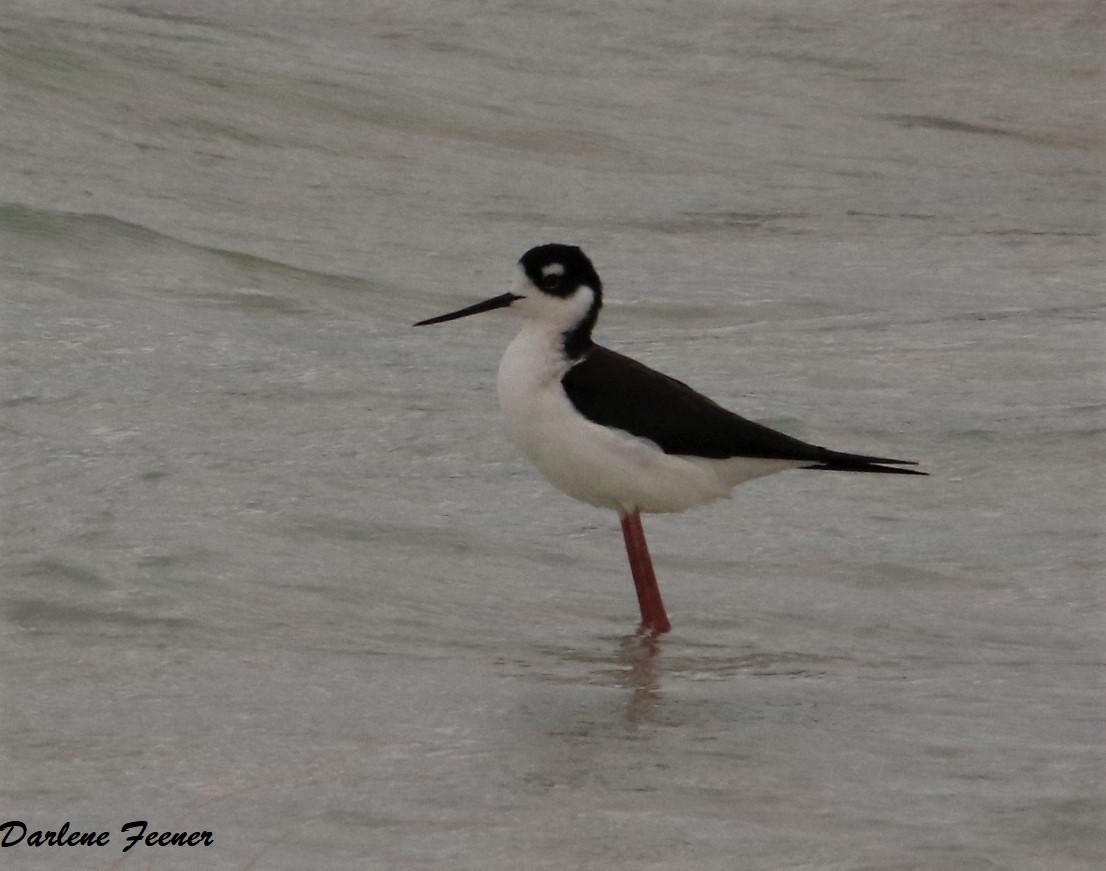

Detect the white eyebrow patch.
[{"left": 541, "top": 263, "right": 565, "bottom": 278}]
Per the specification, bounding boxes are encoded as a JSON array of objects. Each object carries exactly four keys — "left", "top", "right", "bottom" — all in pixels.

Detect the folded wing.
[{"left": 561, "top": 347, "right": 925, "bottom": 475}]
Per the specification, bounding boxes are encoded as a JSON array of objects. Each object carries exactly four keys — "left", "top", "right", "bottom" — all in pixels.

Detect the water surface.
[{"left": 1, "top": 1, "right": 1102, "bottom": 869}]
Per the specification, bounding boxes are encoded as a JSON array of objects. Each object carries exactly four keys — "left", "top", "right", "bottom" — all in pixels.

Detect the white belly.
[{"left": 496, "top": 328, "right": 800, "bottom": 514}]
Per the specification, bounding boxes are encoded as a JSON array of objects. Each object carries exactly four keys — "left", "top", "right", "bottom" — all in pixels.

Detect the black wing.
[{"left": 561, "top": 346, "right": 925, "bottom": 475}]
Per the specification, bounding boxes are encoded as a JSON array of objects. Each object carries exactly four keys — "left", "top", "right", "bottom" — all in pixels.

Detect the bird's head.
[{"left": 414, "top": 244, "right": 603, "bottom": 358}]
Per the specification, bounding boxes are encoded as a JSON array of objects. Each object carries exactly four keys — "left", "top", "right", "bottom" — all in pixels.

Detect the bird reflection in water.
[{"left": 617, "top": 632, "right": 663, "bottom": 725}]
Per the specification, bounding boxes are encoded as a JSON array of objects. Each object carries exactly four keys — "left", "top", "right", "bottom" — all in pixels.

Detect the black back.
[{"left": 561, "top": 346, "right": 923, "bottom": 473}]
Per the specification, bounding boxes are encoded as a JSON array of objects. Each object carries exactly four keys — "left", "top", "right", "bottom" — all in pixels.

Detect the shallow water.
[{"left": 2, "top": 1, "right": 1103, "bottom": 869}]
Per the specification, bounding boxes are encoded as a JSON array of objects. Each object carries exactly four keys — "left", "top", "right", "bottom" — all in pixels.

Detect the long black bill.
[{"left": 413, "top": 292, "right": 521, "bottom": 327}]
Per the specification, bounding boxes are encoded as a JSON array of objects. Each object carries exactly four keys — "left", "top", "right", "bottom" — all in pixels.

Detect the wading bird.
[{"left": 416, "top": 245, "right": 924, "bottom": 634}]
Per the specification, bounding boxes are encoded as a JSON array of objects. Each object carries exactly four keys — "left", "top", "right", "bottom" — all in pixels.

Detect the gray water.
[{"left": 2, "top": 1, "right": 1103, "bottom": 869}]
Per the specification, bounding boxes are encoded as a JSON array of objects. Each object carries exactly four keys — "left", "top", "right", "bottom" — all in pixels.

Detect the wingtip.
[{"left": 805, "top": 461, "right": 928, "bottom": 476}]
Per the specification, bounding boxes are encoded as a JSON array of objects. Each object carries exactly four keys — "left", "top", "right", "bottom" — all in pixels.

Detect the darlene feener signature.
[{"left": 1, "top": 820, "right": 213, "bottom": 853}]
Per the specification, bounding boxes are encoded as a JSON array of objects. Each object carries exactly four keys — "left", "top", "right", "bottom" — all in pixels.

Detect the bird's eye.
[{"left": 539, "top": 265, "right": 564, "bottom": 291}]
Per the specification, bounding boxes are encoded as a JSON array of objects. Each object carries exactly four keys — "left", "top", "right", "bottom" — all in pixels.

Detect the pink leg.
[{"left": 619, "top": 511, "right": 671, "bottom": 635}]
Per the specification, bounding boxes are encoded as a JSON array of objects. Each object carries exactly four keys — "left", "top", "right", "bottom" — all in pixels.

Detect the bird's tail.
[{"left": 804, "top": 450, "right": 927, "bottom": 476}]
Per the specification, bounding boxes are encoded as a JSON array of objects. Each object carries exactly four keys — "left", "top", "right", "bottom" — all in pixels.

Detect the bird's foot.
[{"left": 636, "top": 616, "right": 672, "bottom": 636}]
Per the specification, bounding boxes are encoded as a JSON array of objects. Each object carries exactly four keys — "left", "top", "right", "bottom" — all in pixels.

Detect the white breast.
[{"left": 496, "top": 326, "right": 799, "bottom": 514}]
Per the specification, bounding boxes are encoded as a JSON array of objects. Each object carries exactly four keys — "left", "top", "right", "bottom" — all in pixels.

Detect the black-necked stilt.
[{"left": 416, "top": 244, "right": 925, "bottom": 635}]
